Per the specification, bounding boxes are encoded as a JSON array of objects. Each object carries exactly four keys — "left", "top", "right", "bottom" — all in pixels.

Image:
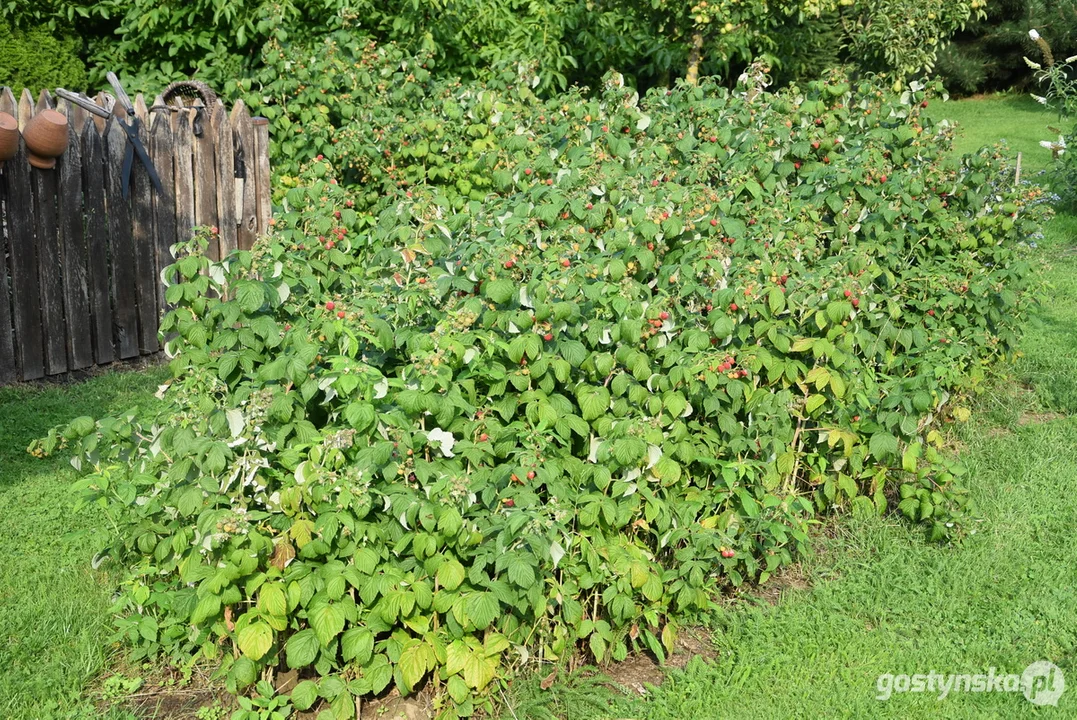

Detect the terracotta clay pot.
[
  {"left": 0, "top": 112, "right": 18, "bottom": 165},
  {"left": 23, "top": 109, "right": 69, "bottom": 169}
]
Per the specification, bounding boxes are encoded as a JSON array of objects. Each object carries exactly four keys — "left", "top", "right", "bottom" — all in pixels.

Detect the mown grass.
[
  {"left": 503, "top": 95, "right": 1077, "bottom": 719},
  {"left": 0, "top": 366, "right": 167, "bottom": 719},
  {"left": 930, "top": 92, "right": 1060, "bottom": 173}
]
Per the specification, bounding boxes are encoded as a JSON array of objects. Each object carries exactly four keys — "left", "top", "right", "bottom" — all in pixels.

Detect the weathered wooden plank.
[
  {"left": 150, "top": 106, "right": 177, "bottom": 314},
  {"left": 0, "top": 87, "right": 19, "bottom": 380},
  {"left": 67, "top": 99, "right": 88, "bottom": 134},
  {"left": 105, "top": 118, "right": 139, "bottom": 359},
  {"left": 230, "top": 101, "right": 258, "bottom": 251},
  {"left": 92, "top": 93, "right": 110, "bottom": 134},
  {"left": 82, "top": 118, "right": 114, "bottom": 364},
  {"left": 252, "top": 117, "right": 271, "bottom": 236},
  {"left": 0, "top": 87, "right": 16, "bottom": 117},
  {"left": 148, "top": 94, "right": 166, "bottom": 131},
  {"left": 17, "top": 89, "right": 33, "bottom": 130},
  {"left": 4, "top": 133, "right": 44, "bottom": 379},
  {"left": 0, "top": 166, "right": 15, "bottom": 383},
  {"left": 134, "top": 94, "right": 149, "bottom": 125},
  {"left": 58, "top": 114, "right": 93, "bottom": 370},
  {"left": 130, "top": 107, "right": 159, "bottom": 354},
  {"left": 212, "top": 103, "right": 237, "bottom": 257},
  {"left": 35, "top": 89, "right": 54, "bottom": 113},
  {"left": 172, "top": 110, "right": 196, "bottom": 248},
  {"left": 191, "top": 102, "right": 219, "bottom": 259},
  {"left": 109, "top": 92, "right": 125, "bottom": 122},
  {"left": 32, "top": 164, "right": 67, "bottom": 375}
]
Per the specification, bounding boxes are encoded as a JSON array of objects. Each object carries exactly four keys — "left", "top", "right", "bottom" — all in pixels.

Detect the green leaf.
[
  {"left": 291, "top": 680, "right": 319, "bottom": 711},
  {"left": 560, "top": 340, "right": 588, "bottom": 366},
  {"left": 366, "top": 655, "right": 393, "bottom": 694},
  {"left": 191, "top": 594, "right": 220, "bottom": 624},
  {"left": 285, "top": 628, "right": 320, "bottom": 668},
  {"left": 310, "top": 603, "right": 346, "bottom": 646},
  {"left": 589, "top": 633, "right": 607, "bottom": 662},
  {"left": 237, "top": 621, "right": 274, "bottom": 660},
  {"left": 578, "top": 386, "right": 610, "bottom": 421},
  {"left": 484, "top": 633, "right": 511, "bottom": 657},
  {"left": 768, "top": 287, "right": 785, "bottom": 315},
  {"left": 653, "top": 457, "right": 681, "bottom": 483},
  {"left": 231, "top": 657, "right": 257, "bottom": 688},
  {"left": 176, "top": 486, "right": 202, "bottom": 517},
  {"left": 902, "top": 442, "right": 922, "bottom": 473},
  {"left": 235, "top": 280, "right": 265, "bottom": 313},
  {"left": 506, "top": 557, "right": 535, "bottom": 588},
  {"left": 438, "top": 508, "right": 463, "bottom": 538},
  {"left": 437, "top": 559, "right": 466, "bottom": 591},
  {"left": 721, "top": 217, "right": 746, "bottom": 238},
  {"left": 397, "top": 640, "right": 434, "bottom": 691},
  {"left": 829, "top": 373, "right": 846, "bottom": 399},
  {"left": 447, "top": 675, "right": 470, "bottom": 703},
  {"left": 341, "top": 627, "right": 375, "bottom": 664},
  {"left": 259, "top": 583, "right": 287, "bottom": 617},
  {"left": 344, "top": 402, "right": 376, "bottom": 431},
  {"left": 869, "top": 432, "right": 899, "bottom": 461},
  {"left": 465, "top": 592, "right": 499, "bottom": 630},
  {"left": 446, "top": 640, "right": 470, "bottom": 676},
  {"left": 486, "top": 279, "right": 515, "bottom": 304},
  {"left": 462, "top": 650, "right": 498, "bottom": 690}
]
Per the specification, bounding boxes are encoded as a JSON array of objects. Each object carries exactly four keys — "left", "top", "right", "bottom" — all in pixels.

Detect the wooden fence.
[{"left": 0, "top": 87, "right": 271, "bottom": 384}]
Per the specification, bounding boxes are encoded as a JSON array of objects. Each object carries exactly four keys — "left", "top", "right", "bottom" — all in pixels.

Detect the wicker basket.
[{"left": 160, "top": 80, "right": 218, "bottom": 108}]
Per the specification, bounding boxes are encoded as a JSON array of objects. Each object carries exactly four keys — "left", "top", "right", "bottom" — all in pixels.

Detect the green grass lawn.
[
  {"left": 512, "top": 94, "right": 1077, "bottom": 720},
  {"left": 0, "top": 367, "right": 166, "bottom": 719},
  {"left": 929, "top": 92, "right": 1061, "bottom": 173}
]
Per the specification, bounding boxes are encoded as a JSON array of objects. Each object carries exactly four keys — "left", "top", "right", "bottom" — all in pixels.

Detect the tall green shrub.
[
  {"left": 936, "top": 0, "right": 1077, "bottom": 96},
  {"left": 0, "top": 20, "right": 87, "bottom": 93}
]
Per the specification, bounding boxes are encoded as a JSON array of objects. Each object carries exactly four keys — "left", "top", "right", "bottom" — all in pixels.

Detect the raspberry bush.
[{"left": 36, "top": 63, "right": 1048, "bottom": 718}]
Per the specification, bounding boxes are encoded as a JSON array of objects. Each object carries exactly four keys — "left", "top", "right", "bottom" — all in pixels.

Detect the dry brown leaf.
[{"left": 270, "top": 538, "right": 296, "bottom": 570}]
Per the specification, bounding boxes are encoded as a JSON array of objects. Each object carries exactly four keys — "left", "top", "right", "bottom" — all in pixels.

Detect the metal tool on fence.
[
  {"left": 234, "top": 138, "right": 246, "bottom": 225},
  {"left": 56, "top": 73, "right": 164, "bottom": 199}
]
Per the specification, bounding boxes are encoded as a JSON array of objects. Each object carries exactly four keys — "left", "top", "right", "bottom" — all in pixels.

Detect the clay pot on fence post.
[
  {"left": 0, "top": 112, "right": 18, "bottom": 167},
  {"left": 23, "top": 109, "right": 69, "bottom": 169}
]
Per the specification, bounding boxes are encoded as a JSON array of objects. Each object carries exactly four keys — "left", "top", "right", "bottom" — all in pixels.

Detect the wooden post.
[
  {"left": 150, "top": 99, "right": 177, "bottom": 313},
  {"left": 0, "top": 87, "right": 15, "bottom": 119},
  {"left": 82, "top": 118, "right": 115, "bottom": 364},
  {"left": 0, "top": 88, "right": 16, "bottom": 382},
  {"left": 57, "top": 104, "right": 94, "bottom": 370},
  {"left": 31, "top": 164, "right": 67, "bottom": 376},
  {"left": 131, "top": 95, "right": 159, "bottom": 353},
  {"left": 252, "top": 117, "right": 271, "bottom": 236},
  {"left": 213, "top": 102, "right": 237, "bottom": 257},
  {"left": 105, "top": 117, "right": 140, "bottom": 359},
  {"left": 231, "top": 101, "right": 258, "bottom": 251},
  {"left": 17, "top": 88, "right": 34, "bottom": 129},
  {"left": 191, "top": 101, "right": 219, "bottom": 259},
  {"left": 35, "top": 89, "right": 54, "bottom": 114},
  {"left": 0, "top": 166, "right": 15, "bottom": 383},
  {"left": 5, "top": 112, "right": 44, "bottom": 379},
  {"left": 172, "top": 108, "right": 196, "bottom": 249},
  {"left": 91, "top": 92, "right": 109, "bottom": 134}
]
